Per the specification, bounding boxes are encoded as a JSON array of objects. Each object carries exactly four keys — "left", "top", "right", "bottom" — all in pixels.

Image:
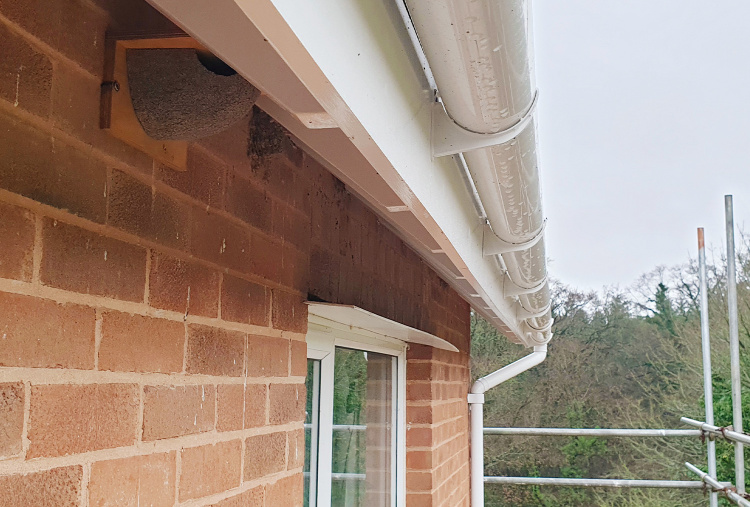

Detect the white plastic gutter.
[
  {"left": 468, "top": 345, "right": 547, "bottom": 506},
  {"left": 403, "top": 0, "right": 552, "bottom": 347},
  {"left": 399, "top": 1, "right": 551, "bottom": 504}
]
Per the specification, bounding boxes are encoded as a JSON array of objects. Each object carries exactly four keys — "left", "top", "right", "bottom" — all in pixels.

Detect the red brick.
[
  {"left": 271, "top": 290, "right": 307, "bottom": 333},
  {"left": 186, "top": 324, "right": 244, "bottom": 377},
  {"left": 28, "top": 383, "right": 139, "bottom": 458},
  {"left": 157, "top": 145, "right": 226, "bottom": 207},
  {"left": 0, "top": 112, "right": 108, "bottom": 222},
  {"left": 220, "top": 274, "right": 269, "bottom": 326},
  {"left": 99, "top": 311, "right": 185, "bottom": 373},
  {"left": 280, "top": 242, "right": 309, "bottom": 292},
  {"left": 287, "top": 428, "right": 304, "bottom": 470},
  {"left": 151, "top": 190, "right": 191, "bottom": 251},
  {"left": 107, "top": 170, "right": 190, "bottom": 250},
  {"left": 243, "top": 432, "right": 286, "bottom": 480},
  {"left": 0, "top": 466, "right": 81, "bottom": 506},
  {"left": 406, "top": 449, "right": 433, "bottom": 470},
  {"left": 0, "top": 291, "right": 95, "bottom": 369},
  {"left": 265, "top": 473, "right": 304, "bottom": 507},
  {"left": 89, "top": 452, "right": 176, "bottom": 507},
  {"left": 269, "top": 383, "right": 305, "bottom": 425},
  {"left": 40, "top": 219, "right": 146, "bottom": 301},
  {"left": 217, "top": 383, "right": 266, "bottom": 431},
  {"left": 209, "top": 486, "right": 264, "bottom": 507},
  {"left": 216, "top": 384, "right": 243, "bottom": 432},
  {"left": 290, "top": 340, "right": 307, "bottom": 377},
  {"left": 225, "top": 172, "right": 272, "bottom": 232},
  {"left": 0, "top": 22, "right": 52, "bottom": 116},
  {"left": 180, "top": 440, "right": 242, "bottom": 501},
  {"left": 0, "top": 202, "right": 35, "bottom": 281},
  {"left": 148, "top": 252, "right": 219, "bottom": 317},
  {"left": 106, "top": 169, "right": 151, "bottom": 236},
  {"left": 197, "top": 118, "right": 253, "bottom": 176},
  {"left": 250, "top": 232, "right": 282, "bottom": 282},
  {"left": 0, "top": 0, "right": 106, "bottom": 75},
  {"left": 50, "top": 62, "right": 152, "bottom": 173},
  {"left": 142, "top": 385, "right": 215, "bottom": 440},
  {"left": 0, "top": 382, "right": 24, "bottom": 457},
  {"left": 407, "top": 427, "right": 433, "bottom": 447},
  {"left": 246, "top": 335, "right": 288, "bottom": 377},
  {"left": 191, "top": 208, "right": 251, "bottom": 272},
  {"left": 407, "top": 471, "right": 433, "bottom": 492}
]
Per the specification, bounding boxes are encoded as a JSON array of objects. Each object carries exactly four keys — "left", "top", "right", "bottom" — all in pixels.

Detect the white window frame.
[{"left": 306, "top": 315, "right": 407, "bottom": 507}]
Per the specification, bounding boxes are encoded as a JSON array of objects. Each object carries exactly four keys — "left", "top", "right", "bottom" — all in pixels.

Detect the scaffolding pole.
[
  {"left": 686, "top": 462, "right": 750, "bottom": 507},
  {"left": 726, "top": 195, "right": 746, "bottom": 494},
  {"left": 699, "top": 227, "right": 720, "bottom": 507},
  {"left": 681, "top": 417, "right": 750, "bottom": 446},
  {"left": 484, "top": 427, "right": 701, "bottom": 437},
  {"left": 484, "top": 477, "right": 709, "bottom": 488}
]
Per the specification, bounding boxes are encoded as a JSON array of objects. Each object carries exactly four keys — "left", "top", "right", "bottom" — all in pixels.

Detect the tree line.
[{"left": 473, "top": 236, "right": 750, "bottom": 506}]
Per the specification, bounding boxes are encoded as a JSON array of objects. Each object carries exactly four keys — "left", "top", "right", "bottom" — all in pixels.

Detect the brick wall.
[{"left": 0, "top": 0, "right": 471, "bottom": 505}]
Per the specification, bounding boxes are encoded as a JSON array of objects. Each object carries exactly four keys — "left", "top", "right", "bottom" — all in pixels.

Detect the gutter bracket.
[
  {"left": 483, "top": 222, "right": 545, "bottom": 256},
  {"left": 431, "top": 90, "right": 539, "bottom": 157},
  {"left": 504, "top": 275, "right": 548, "bottom": 298},
  {"left": 517, "top": 302, "right": 551, "bottom": 320}
]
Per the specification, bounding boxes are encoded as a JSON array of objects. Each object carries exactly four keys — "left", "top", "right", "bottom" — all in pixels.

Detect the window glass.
[
  {"left": 331, "top": 348, "right": 395, "bottom": 507},
  {"left": 305, "top": 359, "right": 321, "bottom": 507}
]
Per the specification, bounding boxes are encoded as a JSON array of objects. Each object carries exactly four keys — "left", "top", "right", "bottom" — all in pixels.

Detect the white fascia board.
[{"left": 146, "top": 0, "right": 526, "bottom": 342}]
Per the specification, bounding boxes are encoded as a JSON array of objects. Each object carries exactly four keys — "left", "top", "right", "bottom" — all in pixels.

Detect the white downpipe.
[{"left": 469, "top": 345, "right": 547, "bottom": 507}]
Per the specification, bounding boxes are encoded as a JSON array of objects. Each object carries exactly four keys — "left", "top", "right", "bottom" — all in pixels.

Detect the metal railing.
[{"left": 482, "top": 196, "right": 749, "bottom": 506}]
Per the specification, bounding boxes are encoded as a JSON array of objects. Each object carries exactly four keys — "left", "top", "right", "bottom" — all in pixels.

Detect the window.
[{"left": 305, "top": 316, "right": 406, "bottom": 507}]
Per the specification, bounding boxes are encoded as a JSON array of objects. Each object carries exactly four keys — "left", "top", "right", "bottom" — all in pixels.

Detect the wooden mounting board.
[{"left": 100, "top": 37, "right": 206, "bottom": 171}]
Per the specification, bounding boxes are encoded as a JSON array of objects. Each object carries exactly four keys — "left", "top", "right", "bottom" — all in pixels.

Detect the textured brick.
[
  {"left": 0, "top": 112, "right": 107, "bottom": 222},
  {"left": 287, "top": 428, "right": 304, "bottom": 470},
  {"left": 209, "top": 486, "right": 264, "bottom": 507},
  {"left": 0, "top": 291, "right": 95, "bottom": 369},
  {"left": 0, "top": 202, "right": 34, "bottom": 281},
  {"left": 243, "top": 432, "right": 286, "bottom": 480},
  {"left": 271, "top": 290, "right": 307, "bottom": 333},
  {"left": 0, "top": 382, "right": 24, "bottom": 457},
  {"left": 50, "top": 62, "right": 152, "bottom": 173},
  {"left": 217, "top": 384, "right": 266, "bottom": 431},
  {"left": 0, "top": 22, "right": 52, "bottom": 116},
  {"left": 225, "top": 172, "right": 272, "bottom": 232},
  {"left": 249, "top": 232, "right": 282, "bottom": 282},
  {"left": 191, "top": 208, "right": 250, "bottom": 272},
  {"left": 186, "top": 324, "right": 244, "bottom": 377},
  {"left": 0, "top": 466, "right": 81, "bottom": 507},
  {"left": 180, "top": 440, "right": 242, "bottom": 501},
  {"left": 89, "top": 452, "right": 176, "bottom": 507},
  {"left": 290, "top": 340, "right": 307, "bottom": 377},
  {"left": 28, "top": 384, "right": 139, "bottom": 458},
  {"left": 150, "top": 190, "right": 190, "bottom": 250},
  {"left": 0, "top": 0, "right": 107, "bottom": 74},
  {"left": 99, "top": 311, "right": 185, "bottom": 373},
  {"left": 142, "top": 385, "right": 215, "bottom": 440},
  {"left": 107, "top": 170, "right": 190, "bottom": 250},
  {"left": 41, "top": 219, "right": 146, "bottom": 301},
  {"left": 246, "top": 335, "right": 288, "bottom": 377},
  {"left": 148, "top": 252, "right": 219, "bottom": 317},
  {"left": 157, "top": 145, "right": 225, "bottom": 207},
  {"left": 269, "top": 383, "right": 305, "bottom": 425},
  {"left": 265, "top": 474, "right": 304, "bottom": 507},
  {"left": 220, "top": 274, "right": 269, "bottom": 326}
]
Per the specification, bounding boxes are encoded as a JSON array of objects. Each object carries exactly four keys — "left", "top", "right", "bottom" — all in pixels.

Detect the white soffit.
[
  {"left": 307, "top": 302, "right": 459, "bottom": 353},
  {"left": 145, "top": 0, "right": 528, "bottom": 344}
]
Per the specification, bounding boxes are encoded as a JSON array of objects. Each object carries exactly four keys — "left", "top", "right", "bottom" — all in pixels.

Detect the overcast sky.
[{"left": 533, "top": 1, "right": 750, "bottom": 291}]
